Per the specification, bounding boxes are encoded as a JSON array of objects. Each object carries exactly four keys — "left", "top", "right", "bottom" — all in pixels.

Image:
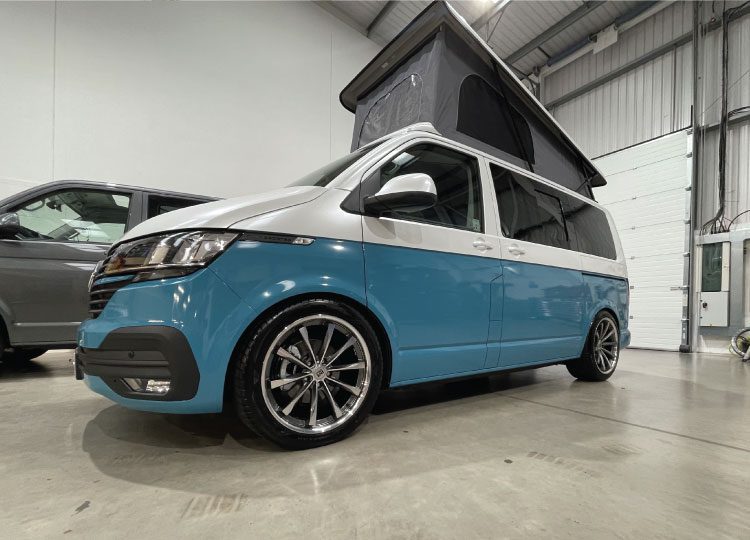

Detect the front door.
[
  {"left": 361, "top": 142, "right": 501, "bottom": 384},
  {"left": 0, "top": 188, "right": 134, "bottom": 345},
  {"left": 488, "top": 162, "right": 585, "bottom": 367}
]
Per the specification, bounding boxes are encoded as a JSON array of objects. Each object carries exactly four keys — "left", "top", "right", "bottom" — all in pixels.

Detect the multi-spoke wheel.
[
  {"left": 567, "top": 311, "right": 621, "bottom": 381},
  {"left": 233, "top": 299, "right": 383, "bottom": 449}
]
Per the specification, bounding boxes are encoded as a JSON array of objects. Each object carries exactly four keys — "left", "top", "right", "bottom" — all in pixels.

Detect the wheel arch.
[
  {"left": 222, "top": 291, "right": 394, "bottom": 407},
  {"left": 579, "top": 307, "right": 620, "bottom": 357}
]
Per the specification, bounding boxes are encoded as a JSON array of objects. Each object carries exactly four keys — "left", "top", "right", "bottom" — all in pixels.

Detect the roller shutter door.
[{"left": 592, "top": 130, "right": 691, "bottom": 350}]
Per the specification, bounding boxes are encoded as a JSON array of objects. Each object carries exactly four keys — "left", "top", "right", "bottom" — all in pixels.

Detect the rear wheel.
[
  {"left": 567, "top": 312, "right": 620, "bottom": 381},
  {"left": 233, "top": 299, "right": 383, "bottom": 449}
]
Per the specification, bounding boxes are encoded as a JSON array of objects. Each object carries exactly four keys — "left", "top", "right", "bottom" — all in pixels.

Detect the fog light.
[
  {"left": 145, "top": 379, "right": 170, "bottom": 394},
  {"left": 122, "top": 377, "right": 171, "bottom": 394}
]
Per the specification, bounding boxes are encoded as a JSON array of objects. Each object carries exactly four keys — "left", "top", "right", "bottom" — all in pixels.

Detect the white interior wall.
[{"left": 0, "top": 0, "right": 380, "bottom": 200}]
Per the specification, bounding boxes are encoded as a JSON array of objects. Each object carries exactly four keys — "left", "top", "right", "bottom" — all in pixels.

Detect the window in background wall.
[{"left": 701, "top": 243, "right": 723, "bottom": 292}]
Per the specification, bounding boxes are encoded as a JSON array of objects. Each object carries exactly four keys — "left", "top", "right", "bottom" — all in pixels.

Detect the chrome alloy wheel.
[
  {"left": 260, "top": 314, "right": 371, "bottom": 435},
  {"left": 593, "top": 317, "right": 619, "bottom": 374}
]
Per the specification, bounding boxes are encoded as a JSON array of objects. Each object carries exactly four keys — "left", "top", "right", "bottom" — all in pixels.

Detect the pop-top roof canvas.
[{"left": 340, "top": 1, "right": 605, "bottom": 198}]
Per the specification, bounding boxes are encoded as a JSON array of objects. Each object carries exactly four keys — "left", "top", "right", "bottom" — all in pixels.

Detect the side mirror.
[
  {"left": 0, "top": 212, "right": 20, "bottom": 240},
  {"left": 363, "top": 173, "right": 437, "bottom": 216}
]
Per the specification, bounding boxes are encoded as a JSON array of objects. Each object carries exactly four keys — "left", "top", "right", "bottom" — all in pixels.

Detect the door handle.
[
  {"left": 472, "top": 239, "right": 493, "bottom": 251},
  {"left": 507, "top": 244, "right": 526, "bottom": 256}
]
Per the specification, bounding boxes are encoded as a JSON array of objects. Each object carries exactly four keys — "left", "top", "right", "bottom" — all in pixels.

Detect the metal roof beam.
[
  {"left": 367, "top": 1, "right": 397, "bottom": 37},
  {"left": 471, "top": 0, "right": 512, "bottom": 30},
  {"left": 544, "top": 2, "right": 750, "bottom": 109},
  {"left": 314, "top": 1, "right": 368, "bottom": 36},
  {"left": 545, "top": 32, "right": 691, "bottom": 109},
  {"left": 504, "top": 1, "right": 606, "bottom": 65}
]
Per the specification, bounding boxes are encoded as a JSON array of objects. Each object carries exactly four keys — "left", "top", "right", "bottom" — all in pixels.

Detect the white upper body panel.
[
  {"left": 119, "top": 186, "right": 325, "bottom": 242},
  {"left": 116, "top": 126, "right": 626, "bottom": 280}
]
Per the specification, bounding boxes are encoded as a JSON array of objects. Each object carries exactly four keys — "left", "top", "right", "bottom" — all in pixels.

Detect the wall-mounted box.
[{"left": 699, "top": 291, "right": 730, "bottom": 327}]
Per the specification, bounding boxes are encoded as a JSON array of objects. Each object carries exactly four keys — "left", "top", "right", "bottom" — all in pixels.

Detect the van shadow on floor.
[{"left": 80, "top": 366, "right": 569, "bottom": 497}]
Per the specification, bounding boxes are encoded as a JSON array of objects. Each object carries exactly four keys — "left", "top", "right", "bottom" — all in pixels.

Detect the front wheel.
[
  {"left": 567, "top": 312, "right": 620, "bottom": 381},
  {"left": 233, "top": 299, "right": 383, "bottom": 449}
]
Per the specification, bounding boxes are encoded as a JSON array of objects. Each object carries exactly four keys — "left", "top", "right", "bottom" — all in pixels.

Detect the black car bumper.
[{"left": 75, "top": 326, "right": 200, "bottom": 401}]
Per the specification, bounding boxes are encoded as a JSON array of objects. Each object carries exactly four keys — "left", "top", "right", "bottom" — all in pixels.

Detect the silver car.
[{"left": 0, "top": 180, "right": 214, "bottom": 363}]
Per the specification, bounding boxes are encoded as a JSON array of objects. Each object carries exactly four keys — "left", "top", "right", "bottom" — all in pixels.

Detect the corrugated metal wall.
[
  {"left": 543, "top": 1, "right": 693, "bottom": 159},
  {"left": 695, "top": 7, "right": 750, "bottom": 228},
  {"left": 542, "top": 1, "right": 750, "bottom": 229}
]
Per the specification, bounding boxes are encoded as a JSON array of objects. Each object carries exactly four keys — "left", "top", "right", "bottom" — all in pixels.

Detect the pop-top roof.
[{"left": 340, "top": 1, "right": 605, "bottom": 190}]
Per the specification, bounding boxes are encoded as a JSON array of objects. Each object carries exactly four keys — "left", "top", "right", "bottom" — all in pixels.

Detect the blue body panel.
[
  {"left": 79, "top": 267, "right": 256, "bottom": 413},
  {"left": 497, "top": 260, "right": 585, "bottom": 367},
  {"left": 581, "top": 272, "right": 631, "bottom": 349},
  {"left": 363, "top": 243, "right": 501, "bottom": 384},
  {"left": 79, "top": 238, "right": 367, "bottom": 413},
  {"left": 79, "top": 237, "right": 630, "bottom": 412}
]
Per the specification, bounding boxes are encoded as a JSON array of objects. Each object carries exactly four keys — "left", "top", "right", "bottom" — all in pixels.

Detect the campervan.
[{"left": 75, "top": 2, "right": 629, "bottom": 449}]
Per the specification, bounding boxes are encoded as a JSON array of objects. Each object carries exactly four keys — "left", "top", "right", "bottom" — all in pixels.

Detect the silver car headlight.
[{"left": 100, "top": 231, "right": 238, "bottom": 282}]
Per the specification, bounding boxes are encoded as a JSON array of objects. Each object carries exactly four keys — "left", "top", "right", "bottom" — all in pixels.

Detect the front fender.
[
  {"left": 211, "top": 238, "right": 367, "bottom": 314},
  {"left": 210, "top": 238, "right": 401, "bottom": 384}
]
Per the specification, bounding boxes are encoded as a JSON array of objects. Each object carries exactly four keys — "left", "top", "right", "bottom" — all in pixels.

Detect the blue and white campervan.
[{"left": 76, "top": 3, "right": 629, "bottom": 449}]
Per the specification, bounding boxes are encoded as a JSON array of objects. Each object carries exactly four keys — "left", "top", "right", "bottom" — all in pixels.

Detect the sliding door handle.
[
  {"left": 472, "top": 239, "right": 493, "bottom": 251},
  {"left": 507, "top": 244, "right": 526, "bottom": 256}
]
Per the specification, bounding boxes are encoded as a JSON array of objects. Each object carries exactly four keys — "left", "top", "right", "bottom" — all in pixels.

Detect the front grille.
[{"left": 89, "top": 276, "right": 134, "bottom": 318}]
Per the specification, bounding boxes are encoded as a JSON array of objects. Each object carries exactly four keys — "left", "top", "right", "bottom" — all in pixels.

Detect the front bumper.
[
  {"left": 78, "top": 267, "right": 257, "bottom": 414},
  {"left": 76, "top": 326, "right": 199, "bottom": 401}
]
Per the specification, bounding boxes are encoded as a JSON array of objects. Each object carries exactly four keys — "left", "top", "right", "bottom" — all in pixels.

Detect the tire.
[
  {"left": 567, "top": 311, "right": 620, "bottom": 381},
  {"left": 3, "top": 348, "right": 48, "bottom": 364},
  {"left": 233, "top": 299, "right": 383, "bottom": 450}
]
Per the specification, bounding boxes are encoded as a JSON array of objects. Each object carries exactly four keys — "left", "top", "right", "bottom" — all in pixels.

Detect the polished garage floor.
[{"left": 1, "top": 349, "right": 748, "bottom": 539}]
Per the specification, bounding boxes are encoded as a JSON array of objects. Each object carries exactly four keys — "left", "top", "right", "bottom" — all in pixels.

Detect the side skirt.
[{"left": 389, "top": 357, "right": 577, "bottom": 389}]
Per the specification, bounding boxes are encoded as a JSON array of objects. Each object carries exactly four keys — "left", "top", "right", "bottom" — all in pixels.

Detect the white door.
[{"left": 593, "top": 130, "right": 691, "bottom": 350}]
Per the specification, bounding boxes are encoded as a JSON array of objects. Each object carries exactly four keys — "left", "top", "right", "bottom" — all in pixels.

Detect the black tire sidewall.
[{"left": 233, "top": 299, "right": 383, "bottom": 450}]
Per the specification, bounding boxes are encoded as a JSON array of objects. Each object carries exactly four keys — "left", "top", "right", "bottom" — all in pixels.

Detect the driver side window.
[
  {"left": 13, "top": 189, "right": 132, "bottom": 244},
  {"left": 371, "top": 143, "right": 483, "bottom": 232}
]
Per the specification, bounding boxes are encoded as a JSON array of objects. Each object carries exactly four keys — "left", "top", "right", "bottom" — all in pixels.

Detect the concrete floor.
[{"left": 1, "top": 350, "right": 749, "bottom": 539}]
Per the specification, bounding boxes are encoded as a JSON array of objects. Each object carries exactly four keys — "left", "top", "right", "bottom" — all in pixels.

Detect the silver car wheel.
[
  {"left": 593, "top": 317, "right": 619, "bottom": 374},
  {"left": 260, "top": 314, "right": 371, "bottom": 435}
]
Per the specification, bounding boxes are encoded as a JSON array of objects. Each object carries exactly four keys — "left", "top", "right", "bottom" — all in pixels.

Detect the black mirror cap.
[
  {"left": 363, "top": 190, "right": 437, "bottom": 216},
  {"left": 0, "top": 212, "right": 20, "bottom": 239}
]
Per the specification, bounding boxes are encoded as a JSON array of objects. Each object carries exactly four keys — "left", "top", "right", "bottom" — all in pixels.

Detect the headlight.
[{"left": 101, "top": 231, "right": 238, "bottom": 282}]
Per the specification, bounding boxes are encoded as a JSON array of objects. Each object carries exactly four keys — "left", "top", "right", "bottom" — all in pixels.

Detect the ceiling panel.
[{"left": 327, "top": 0, "right": 652, "bottom": 76}]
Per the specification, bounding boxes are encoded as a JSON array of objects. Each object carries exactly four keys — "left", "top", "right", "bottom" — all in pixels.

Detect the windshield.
[{"left": 288, "top": 144, "right": 378, "bottom": 187}]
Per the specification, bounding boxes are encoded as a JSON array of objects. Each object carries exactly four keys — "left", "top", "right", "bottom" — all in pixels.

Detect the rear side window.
[
  {"left": 562, "top": 196, "right": 617, "bottom": 260},
  {"left": 372, "top": 143, "right": 483, "bottom": 232},
  {"left": 491, "top": 163, "right": 568, "bottom": 249},
  {"left": 147, "top": 195, "right": 206, "bottom": 219}
]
